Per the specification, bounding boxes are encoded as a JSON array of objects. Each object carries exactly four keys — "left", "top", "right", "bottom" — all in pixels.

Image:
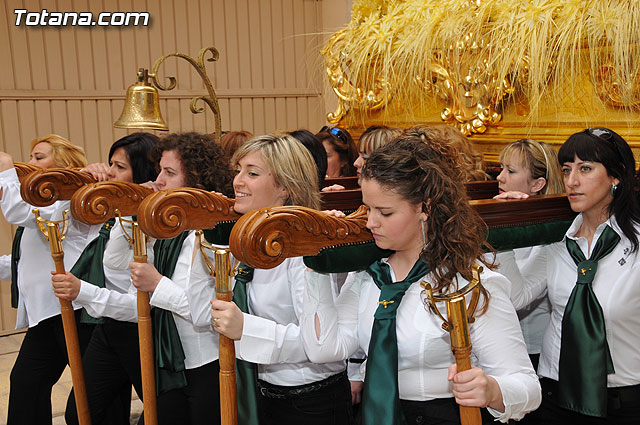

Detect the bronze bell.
[{"left": 114, "top": 68, "right": 169, "bottom": 131}]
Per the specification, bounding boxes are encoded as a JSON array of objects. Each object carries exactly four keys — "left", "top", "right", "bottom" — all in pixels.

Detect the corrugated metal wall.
[{"left": 0, "top": 0, "right": 331, "bottom": 331}]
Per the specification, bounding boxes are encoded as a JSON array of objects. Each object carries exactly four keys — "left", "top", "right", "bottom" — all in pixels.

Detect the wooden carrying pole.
[
  {"left": 447, "top": 295, "right": 482, "bottom": 425},
  {"left": 37, "top": 213, "right": 92, "bottom": 425},
  {"left": 214, "top": 249, "right": 238, "bottom": 425},
  {"left": 132, "top": 222, "right": 158, "bottom": 425},
  {"left": 136, "top": 188, "right": 239, "bottom": 424},
  {"left": 18, "top": 168, "right": 97, "bottom": 425},
  {"left": 69, "top": 181, "right": 156, "bottom": 425}
]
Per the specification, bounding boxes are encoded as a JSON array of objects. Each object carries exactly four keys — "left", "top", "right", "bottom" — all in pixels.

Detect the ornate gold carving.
[
  {"left": 70, "top": 182, "right": 153, "bottom": 225},
  {"left": 426, "top": 32, "right": 514, "bottom": 136},
  {"left": 20, "top": 168, "right": 96, "bottom": 207},
  {"left": 323, "top": 30, "right": 391, "bottom": 123},
  {"left": 229, "top": 205, "right": 372, "bottom": 269},
  {"left": 594, "top": 63, "right": 640, "bottom": 108},
  {"left": 137, "top": 188, "right": 238, "bottom": 239}
]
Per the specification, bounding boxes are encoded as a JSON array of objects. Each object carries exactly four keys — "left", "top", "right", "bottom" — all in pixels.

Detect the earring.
[
  {"left": 421, "top": 219, "right": 426, "bottom": 247},
  {"left": 611, "top": 183, "right": 618, "bottom": 196}
]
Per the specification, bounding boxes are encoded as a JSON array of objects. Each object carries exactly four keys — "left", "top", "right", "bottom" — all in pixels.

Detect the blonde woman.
[
  {"left": 0, "top": 135, "right": 95, "bottom": 425},
  {"left": 211, "top": 134, "right": 353, "bottom": 425},
  {"left": 493, "top": 139, "right": 564, "bottom": 397}
]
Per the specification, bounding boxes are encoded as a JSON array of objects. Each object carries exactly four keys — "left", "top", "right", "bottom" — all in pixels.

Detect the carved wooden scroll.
[
  {"left": 137, "top": 188, "right": 239, "bottom": 239},
  {"left": 14, "top": 162, "right": 42, "bottom": 180},
  {"left": 230, "top": 195, "right": 575, "bottom": 269},
  {"left": 229, "top": 205, "right": 371, "bottom": 269},
  {"left": 70, "top": 181, "right": 153, "bottom": 225},
  {"left": 20, "top": 168, "right": 96, "bottom": 207}
]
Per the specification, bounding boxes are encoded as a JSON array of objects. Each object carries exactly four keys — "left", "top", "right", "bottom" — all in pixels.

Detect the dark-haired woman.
[
  {"left": 505, "top": 128, "right": 640, "bottom": 424},
  {"left": 128, "top": 132, "right": 235, "bottom": 425},
  {"left": 288, "top": 129, "right": 328, "bottom": 188},
  {"left": 51, "top": 132, "right": 160, "bottom": 425},
  {"left": 317, "top": 127, "right": 357, "bottom": 178},
  {"left": 301, "top": 128, "right": 541, "bottom": 424}
]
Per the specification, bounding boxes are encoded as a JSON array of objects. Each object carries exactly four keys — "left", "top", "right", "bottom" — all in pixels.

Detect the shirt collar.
[{"left": 564, "top": 213, "right": 622, "bottom": 243}]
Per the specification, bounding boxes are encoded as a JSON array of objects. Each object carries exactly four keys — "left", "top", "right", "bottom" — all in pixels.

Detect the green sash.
[
  {"left": 362, "top": 259, "right": 430, "bottom": 425},
  {"left": 232, "top": 263, "right": 261, "bottom": 425},
  {"left": 70, "top": 219, "right": 116, "bottom": 324},
  {"left": 152, "top": 231, "right": 190, "bottom": 395},
  {"left": 558, "top": 225, "right": 619, "bottom": 417},
  {"left": 10, "top": 226, "right": 24, "bottom": 308}
]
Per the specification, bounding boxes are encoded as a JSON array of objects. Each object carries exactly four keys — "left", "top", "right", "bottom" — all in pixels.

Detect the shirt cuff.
[
  {"left": 0, "top": 167, "right": 18, "bottom": 185},
  {"left": 149, "top": 276, "right": 183, "bottom": 311},
  {"left": 236, "top": 312, "right": 277, "bottom": 364},
  {"left": 75, "top": 280, "right": 98, "bottom": 306},
  {"left": 487, "top": 374, "right": 538, "bottom": 422}
]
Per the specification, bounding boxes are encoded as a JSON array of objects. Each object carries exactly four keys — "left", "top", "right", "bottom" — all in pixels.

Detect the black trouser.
[
  {"left": 65, "top": 319, "right": 140, "bottom": 425},
  {"left": 538, "top": 378, "right": 640, "bottom": 425},
  {"left": 8, "top": 310, "right": 94, "bottom": 425},
  {"left": 401, "top": 398, "right": 495, "bottom": 425},
  {"left": 156, "top": 360, "right": 221, "bottom": 425},
  {"left": 258, "top": 371, "right": 353, "bottom": 425}
]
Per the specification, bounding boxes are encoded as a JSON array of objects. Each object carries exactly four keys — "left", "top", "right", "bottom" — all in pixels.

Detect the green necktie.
[
  {"left": 152, "top": 231, "right": 189, "bottom": 395},
  {"left": 558, "top": 224, "right": 619, "bottom": 417},
  {"left": 362, "top": 259, "right": 430, "bottom": 425},
  {"left": 232, "top": 263, "right": 261, "bottom": 425},
  {"left": 10, "top": 226, "right": 24, "bottom": 308},
  {"left": 70, "top": 218, "right": 116, "bottom": 324}
]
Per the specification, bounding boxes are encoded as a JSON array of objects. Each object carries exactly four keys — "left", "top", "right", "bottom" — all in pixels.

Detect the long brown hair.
[{"left": 362, "top": 128, "right": 491, "bottom": 313}]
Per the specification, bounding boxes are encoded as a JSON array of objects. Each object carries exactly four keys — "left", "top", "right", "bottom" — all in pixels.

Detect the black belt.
[
  {"left": 541, "top": 377, "right": 640, "bottom": 407},
  {"left": 257, "top": 371, "right": 346, "bottom": 399}
]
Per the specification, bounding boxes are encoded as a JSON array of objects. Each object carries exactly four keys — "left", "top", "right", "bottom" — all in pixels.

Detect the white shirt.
[
  {"left": 302, "top": 261, "right": 541, "bottom": 422},
  {"left": 237, "top": 257, "right": 346, "bottom": 386},
  {"left": 507, "top": 214, "right": 640, "bottom": 388},
  {"left": 0, "top": 254, "right": 12, "bottom": 282},
  {"left": 149, "top": 231, "right": 220, "bottom": 370},
  {"left": 0, "top": 168, "right": 97, "bottom": 328},
  {"left": 495, "top": 246, "right": 551, "bottom": 355},
  {"left": 74, "top": 218, "right": 140, "bottom": 323}
]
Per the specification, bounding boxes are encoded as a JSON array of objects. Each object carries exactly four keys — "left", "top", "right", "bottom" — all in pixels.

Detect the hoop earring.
[{"left": 611, "top": 183, "right": 617, "bottom": 196}]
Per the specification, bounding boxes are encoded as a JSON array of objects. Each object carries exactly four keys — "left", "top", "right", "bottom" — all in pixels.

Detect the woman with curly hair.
[
  {"left": 420, "top": 125, "right": 490, "bottom": 182},
  {"left": 128, "top": 132, "right": 234, "bottom": 424},
  {"left": 300, "top": 128, "right": 541, "bottom": 424}
]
